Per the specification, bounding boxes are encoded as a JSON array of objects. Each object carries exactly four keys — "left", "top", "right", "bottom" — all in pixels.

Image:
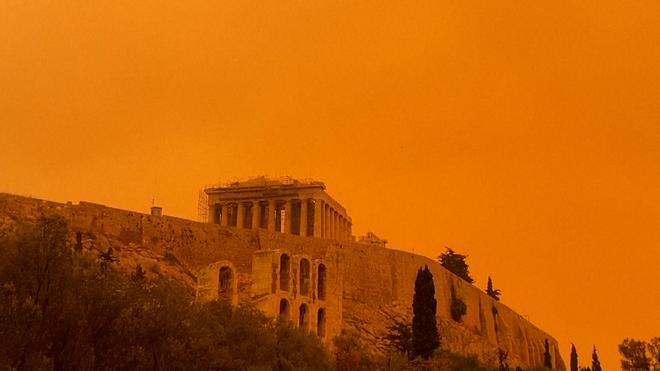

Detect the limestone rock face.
[{"left": 0, "top": 193, "right": 565, "bottom": 370}]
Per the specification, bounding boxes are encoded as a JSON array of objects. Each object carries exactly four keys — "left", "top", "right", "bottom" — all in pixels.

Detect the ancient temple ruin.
[{"left": 204, "top": 176, "right": 353, "bottom": 241}]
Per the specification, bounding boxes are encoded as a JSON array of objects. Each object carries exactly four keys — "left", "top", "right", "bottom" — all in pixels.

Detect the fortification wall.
[{"left": 0, "top": 194, "right": 565, "bottom": 369}]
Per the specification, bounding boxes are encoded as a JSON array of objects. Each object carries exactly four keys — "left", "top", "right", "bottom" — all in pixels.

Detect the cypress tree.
[
  {"left": 544, "top": 339, "right": 553, "bottom": 369},
  {"left": 412, "top": 265, "right": 440, "bottom": 359},
  {"left": 486, "top": 276, "right": 501, "bottom": 301},
  {"left": 592, "top": 346, "right": 602, "bottom": 371},
  {"left": 570, "top": 343, "right": 578, "bottom": 371}
]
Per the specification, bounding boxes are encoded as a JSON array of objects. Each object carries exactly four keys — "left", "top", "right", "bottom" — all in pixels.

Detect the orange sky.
[{"left": 1, "top": 0, "right": 659, "bottom": 368}]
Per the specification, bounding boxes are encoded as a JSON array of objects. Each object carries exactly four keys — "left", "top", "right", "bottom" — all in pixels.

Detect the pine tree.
[
  {"left": 412, "top": 265, "right": 440, "bottom": 359},
  {"left": 544, "top": 339, "right": 553, "bottom": 369},
  {"left": 570, "top": 343, "right": 578, "bottom": 371},
  {"left": 486, "top": 276, "right": 501, "bottom": 301},
  {"left": 437, "top": 247, "right": 474, "bottom": 283},
  {"left": 592, "top": 346, "right": 602, "bottom": 371}
]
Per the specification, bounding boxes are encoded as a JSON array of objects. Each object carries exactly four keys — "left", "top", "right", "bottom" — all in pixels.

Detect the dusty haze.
[{"left": 1, "top": 0, "right": 659, "bottom": 369}]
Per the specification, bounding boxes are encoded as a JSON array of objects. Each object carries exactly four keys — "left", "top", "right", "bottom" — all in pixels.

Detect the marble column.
[
  {"left": 330, "top": 208, "right": 336, "bottom": 239},
  {"left": 236, "top": 202, "right": 245, "bottom": 228},
  {"left": 324, "top": 205, "right": 330, "bottom": 238},
  {"left": 210, "top": 204, "right": 218, "bottom": 224},
  {"left": 283, "top": 199, "right": 292, "bottom": 234},
  {"left": 314, "top": 200, "right": 323, "bottom": 237},
  {"left": 252, "top": 201, "right": 261, "bottom": 229},
  {"left": 339, "top": 217, "right": 344, "bottom": 240},
  {"left": 300, "top": 199, "right": 308, "bottom": 236},
  {"left": 267, "top": 200, "right": 276, "bottom": 232},
  {"left": 220, "top": 203, "right": 229, "bottom": 227}
]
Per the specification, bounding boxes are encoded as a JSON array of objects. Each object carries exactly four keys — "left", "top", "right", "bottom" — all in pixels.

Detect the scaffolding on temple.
[{"left": 197, "top": 189, "right": 208, "bottom": 223}]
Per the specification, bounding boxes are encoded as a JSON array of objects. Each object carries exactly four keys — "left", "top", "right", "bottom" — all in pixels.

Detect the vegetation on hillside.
[
  {"left": 0, "top": 216, "right": 333, "bottom": 371},
  {"left": 618, "top": 337, "right": 660, "bottom": 370}
]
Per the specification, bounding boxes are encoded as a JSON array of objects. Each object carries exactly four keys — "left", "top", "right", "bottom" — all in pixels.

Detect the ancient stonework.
[{"left": 0, "top": 188, "right": 565, "bottom": 370}]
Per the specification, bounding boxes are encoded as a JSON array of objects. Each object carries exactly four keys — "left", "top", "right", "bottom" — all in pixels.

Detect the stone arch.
[
  {"left": 317, "top": 263, "right": 327, "bottom": 300},
  {"left": 219, "top": 266, "right": 234, "bottom": 302},
  {"left": 299, "top": 303, "right": 309, "bottom": 329},
  {"left": 280, "top": 254, "right": 290, "bottom": 291},
  {"left": 279, "top": 298, "right": 290, "bottom": 320},
  {"left": 317, "top": 308, "right": 326, "bottom": 338},
  {"left": 299, "top": 258, "right": 310, "bottom": 296}
]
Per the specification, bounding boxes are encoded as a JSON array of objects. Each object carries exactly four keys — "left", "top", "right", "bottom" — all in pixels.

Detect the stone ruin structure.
[
  {"left": 204, "top": 177, "right": 352, "bottom": 241},
  {"left": 0, "top": 179, "right": 566, "bottom": 370}
]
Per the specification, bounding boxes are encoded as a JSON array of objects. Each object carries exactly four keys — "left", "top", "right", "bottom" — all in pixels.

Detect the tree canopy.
[{"left": 438, "top": 247, "right": 474, "bottom": 283}]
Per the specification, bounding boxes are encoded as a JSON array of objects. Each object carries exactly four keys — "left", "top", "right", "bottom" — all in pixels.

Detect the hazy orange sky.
[{"left": 2, "top": 0, "right": 659, "bottom": 368}]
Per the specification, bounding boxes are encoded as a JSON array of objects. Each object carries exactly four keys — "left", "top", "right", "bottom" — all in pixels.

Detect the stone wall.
[{"left": 0, "top": 193, "right": 565, "bottom": 370}]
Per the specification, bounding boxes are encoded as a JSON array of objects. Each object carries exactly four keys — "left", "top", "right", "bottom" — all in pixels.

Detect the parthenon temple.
[{"left": 204, "top": 177, "right": 353, "bottom": 241}]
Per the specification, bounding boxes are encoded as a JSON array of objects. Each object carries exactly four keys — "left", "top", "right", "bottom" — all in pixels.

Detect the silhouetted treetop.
[{"left": 438, "top": 247, "right": 474, "bottom": 283}]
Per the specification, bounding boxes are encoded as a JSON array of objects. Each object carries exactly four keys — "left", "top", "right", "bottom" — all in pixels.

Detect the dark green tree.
[
  {"left": 130, "top": 263, "right": 146, "bottom": 283},
  {"left": 592, "top": 346, "right": 602, "bottom": 371},
  {"left": 450, "top": 287, "right": 467, "bottom": 322},
  {"left": 570, "top": 343, "right": 578, "bottom": 371},
  {"left": 438, "top": 247, "right": 474, "bottom": 283},
  {"left": 649, "top": 338, "right": 660, "bottom": 371},
  {"left": 384, "top": 319, "right": 413, "bottom": 357},
  {"left": 486, "top": 276, "right": 501, "bottom": 301},
  {"left": 619, "top": 338, "right": 650, "bottom": 370},
  {"left": 98, "top": 246, "right": 118, "bottom": 267},
  {"left": 544, "top": 339, "right": 553, "bottom": 369},
  {"left": 412, "top": 265, "right": 440, "bottom": 359}
]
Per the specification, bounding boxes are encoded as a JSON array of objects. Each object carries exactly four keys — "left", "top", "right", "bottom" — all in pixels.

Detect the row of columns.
[{"left": 211, "top": 198, "right": 352, "bottom": 241}]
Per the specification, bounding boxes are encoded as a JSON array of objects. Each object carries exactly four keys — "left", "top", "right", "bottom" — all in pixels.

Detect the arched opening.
[
  {"left": 317, "top": 264, "right": 326, "bottom": 300},
  {"left": 279, "top": 299, "right": 290, "bottom": 320},
  {"left": 218, "top": 266, "right": 234, "bottom": 301},
  {"left": 299, "top": 259, "right": 310, "bottom": 296},
  {"left": 317, "top": 308, "right": 326, "bottom": 338},
  {"left": 279, "top": 254, "right": 290, "bottom": 291},
  {"left": 299, "top": 304, "right": 308, "bottom": 329}
]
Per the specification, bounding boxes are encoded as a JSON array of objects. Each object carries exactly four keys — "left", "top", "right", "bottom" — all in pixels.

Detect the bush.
[
  {"left": 333, "top": 329, "right": 376, "bottom": 371},
  {"left": 450, "top": 295, "right": 467, "bottom": 322}
]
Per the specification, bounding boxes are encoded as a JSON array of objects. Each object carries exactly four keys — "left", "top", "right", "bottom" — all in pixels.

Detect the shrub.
[{"left": 450, "top": 295, "right": 467, "bottom": 322}]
